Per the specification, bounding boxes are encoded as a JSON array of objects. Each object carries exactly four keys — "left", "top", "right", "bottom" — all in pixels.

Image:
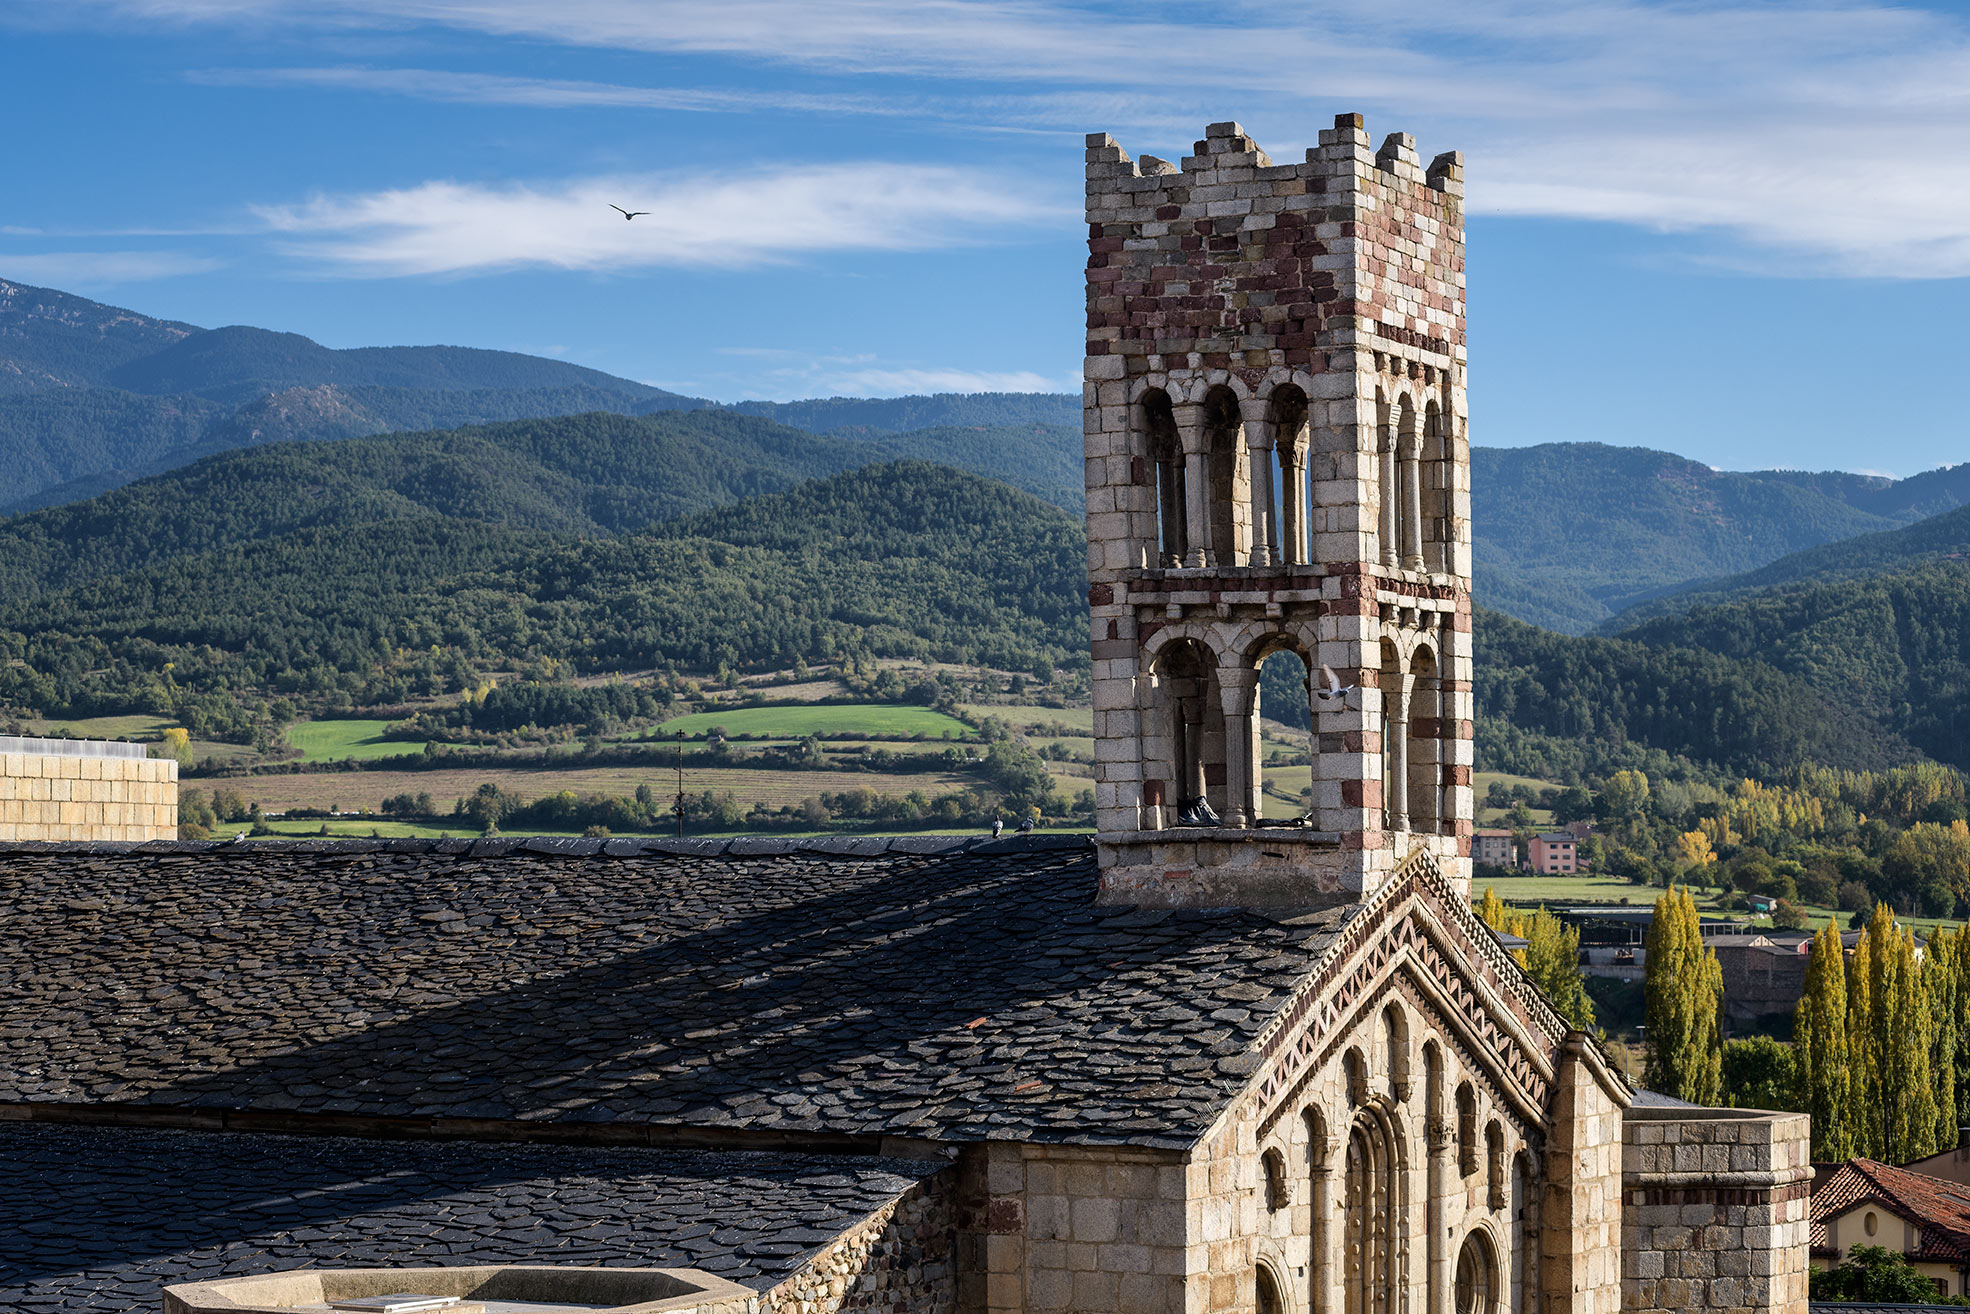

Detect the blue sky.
[{"left": 3, "top": 1, "right": 1968, "bottom": 475}]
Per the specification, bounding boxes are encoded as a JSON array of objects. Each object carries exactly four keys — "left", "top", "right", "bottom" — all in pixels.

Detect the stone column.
[
  {"left": 1279, "top": 444, "right": 1306, "bottom": 565},
  {"left": 1174, "top": 402, "right": 1210, "bottom": 568},
  {"left": 1218, "top": 666, "right": 1257, "bottom": 828},
  {"left": 1379, "top": 437, "right": 1399, "bottom": 568},
  {"left": 1402, "top": 443, "right": 1425, "bottom": 570},
  {"left": 1242, "top": 399, "right": 1276, "bottom": 567},
  {"left": 1387, "top": 688, "right": 1410, "bottom": 833},
  {"left": 1425, "top": 1117, "right": 1454, "bottom": 1314}
]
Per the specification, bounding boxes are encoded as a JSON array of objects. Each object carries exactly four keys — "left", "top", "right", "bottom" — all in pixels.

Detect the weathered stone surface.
[{"left": 0, "top": 1121, "right": 947, "bottom": 1314}]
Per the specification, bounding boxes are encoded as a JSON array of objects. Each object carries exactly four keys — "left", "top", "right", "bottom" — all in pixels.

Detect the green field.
[
  {"left": 960, "top": 703, "right": 1092, "bottom": 734},
  {"left": 651, "top": 704, "right": 972, "bottom": 740},
  {"left": 286, "top": 719, "right": 424, "bottom": 763},
  {"left": 1474, "top": 874, "right": 1651, "bottom": 906}
]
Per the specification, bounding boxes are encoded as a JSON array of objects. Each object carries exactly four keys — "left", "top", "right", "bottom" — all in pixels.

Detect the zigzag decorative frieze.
[{"left": 1251, "top": 848, "right": 1567, "bottom": 1130}]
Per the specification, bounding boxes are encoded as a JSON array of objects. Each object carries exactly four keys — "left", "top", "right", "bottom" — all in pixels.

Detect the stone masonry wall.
[
  {"left": 764, "top": 1168, "right": 956, "bottom": 1314},
  {"left": 0, "top": 740, "right": 177, "bottom": 842},
  {"left": 1620, "top": 1107, "right": 1813, "bottom": 1314}
]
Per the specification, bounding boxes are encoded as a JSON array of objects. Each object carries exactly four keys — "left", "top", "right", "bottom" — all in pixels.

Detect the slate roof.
[
  {"left": 0, "top": 1121, "right": 945, "bottom": 1314},
  {"left": 1812, "top": 1158, "right": 1970, "bottom": 1261},
  {"left": 0, "top": 835, "right": 1348, "bottom": 1149}
]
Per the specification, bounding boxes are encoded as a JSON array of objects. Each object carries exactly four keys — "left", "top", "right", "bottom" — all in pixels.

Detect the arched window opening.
[
  {"left": 1423, "top": 400, "right": 1451, "bottom": 574},
  {"left": 1344, "top": 1114, "right": 1400, "bottom": 1314},
  {"left": 1258, "top": 1263, "right": 1287, "bottom": 1314},
  {"left": 1485, "top": 1121, "right": 1506, "bottom": 1210},
  {"left": 1256, "top": 642, "right": 1316, "bottom": 828},
  {"left": 1142, "top": 390, "right": 1186, "bottom": 568},
  {"left": 1148, "top": 639, "right": 1226, "bottom": 829},
  {"left": 1454, "top": 1231, "right": 1497, "bottom": 1314},
  {"left": 1263, "top": 1146, "right": 1291, "bottom": 1212},
  {"left": 1203, "top": 386, "right": 1246, "bottom": 568},
  {"left": 1456, "top": 1082, "right": 1478, "bottom": 1177},
  {"left": 1381, "top": 1004, "right": 1411, "bottom": 1102},
  {"left": 1407, "top": 645, "right": 1441, "bottom": 834},
  {"left": 1267, "top": 385, "right": 1309, "bottom": 567},
  {"left": 1379, "top": 640, "right": 1405, "bottom": 833}
]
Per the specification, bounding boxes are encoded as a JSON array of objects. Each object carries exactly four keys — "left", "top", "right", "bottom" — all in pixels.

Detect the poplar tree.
[
  {"left": 1794, "top": 917, "right": 1853, "bottom": 1160},
  {"left": 1479, "top": 886, "right": 1509, "bottom": 933},
  {"left": 1929, "top": 925, "right": 1962, "bottom": 1152},
  {"left": 1847, "top": 907, "right": 1886, "bottom": 1159},
  {"left": 1883, "top": 924, "right": 1939, "bottom": 1163},
  {"left": 1644, "top": 886, "right": 1723, "bottom": 1104}
]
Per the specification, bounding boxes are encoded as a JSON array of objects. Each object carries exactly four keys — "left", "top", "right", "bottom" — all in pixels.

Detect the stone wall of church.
[
  {"left": 0, "top": 739, "right": 177, "bottom": 842},
  {"left": 769, "top": 1168, "right": 956, "bottom": 1314},
  {"left": 1619, "top": 1107, "right": 1813, "bottom": 1314},
  {"left": 957, "top": 1140, "right": 1190, "bottom": 1314}
]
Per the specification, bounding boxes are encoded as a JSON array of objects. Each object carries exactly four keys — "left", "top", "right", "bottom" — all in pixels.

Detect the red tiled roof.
[{"left": 1813, "top": 1158, "right": 1970, "bottom": 1261}]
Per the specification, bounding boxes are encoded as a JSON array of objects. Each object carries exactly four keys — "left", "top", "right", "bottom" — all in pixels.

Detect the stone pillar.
[
  {"left": 1218, "top": 666, "right": 1256, "bottom": 828},
  {"left": 1310, "top": 1133, "right": 1341, "bottom": 1314},
  {"left": 1542, "top": 1034, "right": 1628, "bottom": 1314},
  {"left": 1175, "top": 402, "right": 1210, "bottom": 568},
  {"left": 1387, "top": 689, "right": 1409, "bottom": 833},
  {"left": 1427, "top": 1117, "right": 1454, "bottom": 1314},
  {"left": 1243, "top": 399, "right": 1276, "bottom": 568},
  {"left": 1379, "top": 437, "right": 1399, "bottom": 568},
  {"left": 1402, "top": 444, "right": 1425, "bottom": 570},
  {"left": 1280, "top": 444, "right": 1306, "bottom": 565}
]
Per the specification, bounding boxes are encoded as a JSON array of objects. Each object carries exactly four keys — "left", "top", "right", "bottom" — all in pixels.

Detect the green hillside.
[
  {"left": 0, "top": 462, "right": 1086, "bottom": 740},
  {"left": 0, "top": 410, "right": 883, "bottom": 599},
  {"left": 1615, "top": 500, "right": 1970, "bottom": 626},
  {"left": 1470, "top": 443, "right": 1948, "bottom": 632},
  {"left": 1618, "top": 563, "right": 1970, "bottom": 769}
]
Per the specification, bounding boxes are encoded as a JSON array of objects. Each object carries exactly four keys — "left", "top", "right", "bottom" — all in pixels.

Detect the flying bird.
[
  {"left": 1316, "top": 664, "right": 1356, "bottom": 703},
  {"left": 610, "top": 204, "right": 650, "bottom": 221}
]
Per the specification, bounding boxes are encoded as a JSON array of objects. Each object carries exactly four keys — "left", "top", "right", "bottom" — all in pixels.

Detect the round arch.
[{"left": 1453, "top": 1227, "right": 1502, "bottom": 1314}]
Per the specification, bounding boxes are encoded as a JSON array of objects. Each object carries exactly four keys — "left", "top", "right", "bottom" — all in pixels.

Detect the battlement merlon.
[{"left": 1084, "top": 115, "right": 1464, "bottom": 198}]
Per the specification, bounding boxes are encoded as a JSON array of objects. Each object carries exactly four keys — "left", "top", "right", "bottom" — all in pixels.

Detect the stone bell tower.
[{"left": 1083, "top": 114, "right": 1473, "bottom": 907}]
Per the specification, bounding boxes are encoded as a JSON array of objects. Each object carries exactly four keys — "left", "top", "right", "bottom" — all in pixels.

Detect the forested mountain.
[
  {"left": 730, "top": 392, "right": 1079, "bottom": 432},
  {"left": 0, "top": 277, "right": 1082, "bottom": 511},
  {"left": 0, "top": 279, "right": 200, "bottom": 392},
  {"left": 0, "top": 462, "right": 1086, "bottom": 738},
  {"left": 1614, "top": 500, "right": 1970, "bottom": 626},
  {"left": 1472, "top": 444, "right": 1968, "bottom": 633},
  {"left": 1617, "top": 563, "right": 1970, "bottom": 770}
]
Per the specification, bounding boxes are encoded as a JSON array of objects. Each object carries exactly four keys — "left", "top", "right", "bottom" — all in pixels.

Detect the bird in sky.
[
  {"left": 610, "top": 204, "right": 650, "bottom": 221},
  {"left": 1316, "top": 664, "right": 1356, "bottom": 703}
]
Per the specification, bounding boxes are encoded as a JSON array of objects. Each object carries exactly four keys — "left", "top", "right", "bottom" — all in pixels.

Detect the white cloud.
[
  {"left": 187, "top": 66, "right": 910, "bottom": 118},
  {"left": 30, "top": 0, "right": 1970, "bottom": 276},
  {"left": 253, "top": 163, "right": 1069, "bottom": 276},
  {"left": 0, "top": 251, "right": 224, "bottom": 283}
]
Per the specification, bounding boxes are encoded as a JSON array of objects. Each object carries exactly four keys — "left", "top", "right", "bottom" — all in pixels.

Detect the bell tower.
[{"left": 1083, "top": 114, "right": 1472, "bottom": 907}]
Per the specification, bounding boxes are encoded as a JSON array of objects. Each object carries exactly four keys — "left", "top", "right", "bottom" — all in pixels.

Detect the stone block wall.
[
  {"left": 957, "top": 1141, "right": 1190, "bottom": 1314},
  {"left": 1620, "top": 1107, "right": 1812, "bottom": 1314},
  {"left": 0, "top": 738, "right": 177, "bottom": 842},
  {"left": 765, "top": 1168, "right": 956, "bottom": 1314}
]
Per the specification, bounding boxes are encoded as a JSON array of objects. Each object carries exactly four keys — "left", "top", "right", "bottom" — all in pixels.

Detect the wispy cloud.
[
  {"left": 31, "top": 0, "right": 1970, "bottom": 276},
  {"left": 253, "top": 163, "right": 1069, "bottom": 276},
  {"left": 188, "top": 65, "right": 911, "bottom": 118},
  {"left": 0, "top": 251, "right": 224, "bottom": 283}
]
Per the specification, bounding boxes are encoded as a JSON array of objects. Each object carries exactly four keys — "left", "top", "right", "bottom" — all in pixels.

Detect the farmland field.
[
  {"left": 212, "top": 762, "right": 984, "bottom": 816},
  {"left": 650, "top": 704, "right": 972, "bottom": 740},
  {"left": 287, "top": 719, "right": 422, "bottom": 763}
]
